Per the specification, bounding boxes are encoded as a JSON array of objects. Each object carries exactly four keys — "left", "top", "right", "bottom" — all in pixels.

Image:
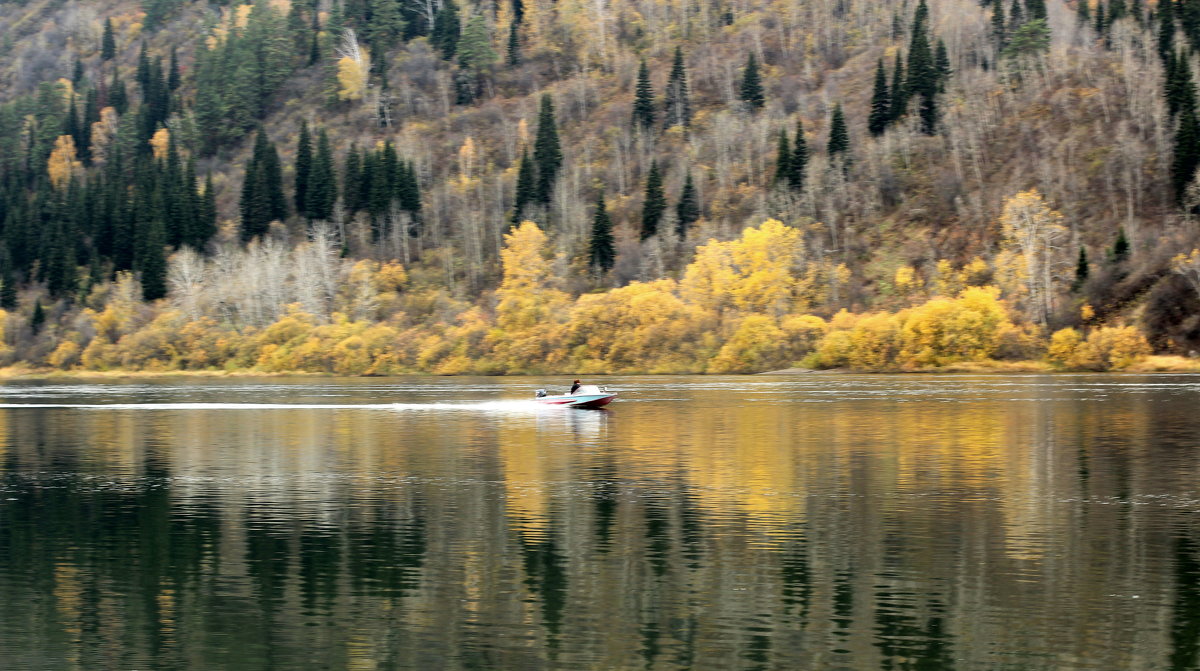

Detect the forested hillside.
[{"left": 0, "top": 0, "right": 1198, "bottom": 373}]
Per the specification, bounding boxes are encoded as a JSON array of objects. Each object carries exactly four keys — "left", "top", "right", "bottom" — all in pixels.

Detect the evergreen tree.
[
  {"left": 366, "top": 0, "right": 405, "bottom": 57},
  {"left": 512, "top": 147, "right": 535, "bottom": 224},
  {"left": 739, "top": 52, "right": 765, "bottom": 110},
  {"left": 458, "top": 13, "right": 497, "bottom": 72},
  {"left": 0, "top": 251, "right": 17, "bottom": 309},
  {"left": 343, "top": 144, "right": 362, "bottom": 212},
  {"left": 868, "top": 59, "right": 891, "bottom": 136},
  {"left": 641, "top": 161, "right": 666, "bottom": 240},
  {"left": 1159, "top": 1, "right": 1177, "bottom": 64},
  {"left": 827, "top": 104, "right": 849, "bottom": 156},
  {"left": 664, "top": 46, "right": 692, "bottom": 128},
  {"left": 1110, "top": 228, "right": 1130, "bottom": 263},
  {"left": 774, "top": 129, "right": 792, "bottom": 183},
  {"left": 1078, "top": 0, "right": 1092, "bottom": 25},
  {"left": 1026, "top": 0, "right": 1048, "bottom": 20},
  {"left": 888, "top": 50, "right": 906, "bottom": 121},
  {"left": 31, "top": 300, "right": 44, "bottom": 333},
  {"left": 72, "top": 58, "right": 85, "bottom": 86},
  {"left": 139, "top": 215, "right": 168, "bottom": 300},
  {"left": 101, "top": 18, "right": 116, "bottom": 61},
  {"left": 789, "top": 118, "right": 808, "bottom": 191},
  {"left": 294, "top": 120, "right": 313, "bottom": 217},
  {"left": 589, "top": 191, "right": 614, "bottom": 272},
  {"left": 167, "top": 48, "right": 181, "bottom": 91},
  {"left": 398, "top": 160, "right": 421, "bottom": 215},
  {"left": 240, "top": 129, "right": 286, "bottom": 240},
  {"left": 533, "top": 94, "right": 562, "bottom": 204},
  {"left": 676, "top": 171, "right": 700, "bottom": 235},
  {"left": 110, "top": 70, "right": 128, "bottom": 115},
  {"left": 1172, "top": 105, "right": 1200, "bottom": 200},
  {"left": 432, "top": 0, "right": 461, "bottom": 60},
  {"left": 632, "top": 59, "right": 656, "bottom": 129},
  {"left": 1072, "top": 246, "right": 1089, "bottom": 291},
  {"left": 197, "top": 172, "right": 217, "bottom": 248},
  {"left": 935, "top": 39, "right": 951, "bottom": 87},
  {"left": 992, "top": 0, "right": 1008, "bottom": 47},
  {"left": 308, "top": 129, "right": 336, "bottom": 220},
  {"left": 506, "top": 19, "right": 521, "bottom": 66}
]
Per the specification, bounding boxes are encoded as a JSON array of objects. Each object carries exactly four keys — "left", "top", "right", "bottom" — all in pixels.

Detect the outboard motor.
[{"left": 535, "top": 389, "right": 547, "bottom": 398}]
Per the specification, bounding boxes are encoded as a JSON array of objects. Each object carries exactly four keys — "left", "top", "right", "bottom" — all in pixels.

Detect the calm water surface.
[{"left": 1, "top": 374, "right": 1199, "bottom": 670}]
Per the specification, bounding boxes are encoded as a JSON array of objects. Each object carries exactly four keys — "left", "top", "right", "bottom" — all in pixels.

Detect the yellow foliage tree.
[
  {"left": 1046, "top": 325, "right": 1151, "bottom": 370},
  {"left": 995, "top": 189, "right": 1068, "bottom": 325},
  {"left": 149, "top": 127, "right": 171, "bottom": 159},
  {"left": 335, "top": 29, "right": 370, "bottom": 101},
  {"left": 487, "top": 221, "right": 570, "bottom": 372},
  {"left": 898, "top": 286, "right": 1013, "bottom": 366},
  {"left": 680, "top": 219, "right": 808, "bottom": 318},
  {"left": 47, "top": 135, "right": 82, "bottom": 189}
]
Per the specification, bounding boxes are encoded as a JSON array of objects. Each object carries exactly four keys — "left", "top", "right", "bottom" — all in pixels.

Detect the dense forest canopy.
[{"left": 0, "top": 0, "right": 1197, "bottom": 373}]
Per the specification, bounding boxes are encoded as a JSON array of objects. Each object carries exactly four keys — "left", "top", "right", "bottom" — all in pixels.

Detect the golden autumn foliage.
[
  {"left": 149, "top": 128, "right": 171, "bottom": 159},
  {"left": 47, "top": 135, "right": 82, "bottom": 189},
  {"left": 1046, "top": 325, "right": 1151, "bottom": 371}
]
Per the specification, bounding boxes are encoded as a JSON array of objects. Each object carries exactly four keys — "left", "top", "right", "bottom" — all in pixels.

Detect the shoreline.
[{"left": 0, "top": 355, "right": 1198, "bottom": 381}]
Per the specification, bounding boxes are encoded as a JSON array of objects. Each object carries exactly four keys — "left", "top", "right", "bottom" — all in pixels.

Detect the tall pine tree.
[
  {"left": 533, "top": 94, "right": 562, "bottom": 204},
  {"left": 101, "top": 18, "right": 116, "bottom": 61},
  {"left": 739, "top": 52, "right": 765, "bottom": 110},
  {"left": 868, "top": 59, "right": 891, "bottom": 136},
  {"left": 676, "top": 171, "right": 700, "bottom": 235},
  {"left": 512, "top": 147, "right": 535, "bottom": 224},
  {"left": 827, "top": 104, "right": 849, "bottom": 156},
  {"left": 789, "top": 118, "right": 808, "bottom": 191},
  {"left": 632, "top": 59, "right": 656, "bottom": 129},
  {"left": 308, "top": 129, "right": 337, "bottom": 221},
  {"left": 664, "top": 46, "right": 691, "bottom": 128},
  {"left": 589, "top": 191, "right": 614, "bottom": 272},
  {"left": 641, "top": 161, "right": 666, "bottom": 239},
  {"left": 294, "top": 120, "right": 313, "bottom": 217}
]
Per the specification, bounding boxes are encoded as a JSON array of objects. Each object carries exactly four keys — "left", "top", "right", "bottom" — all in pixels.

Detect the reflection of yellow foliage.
[{"left": 47, "top": 135, "right": 82, "bottom": 189}]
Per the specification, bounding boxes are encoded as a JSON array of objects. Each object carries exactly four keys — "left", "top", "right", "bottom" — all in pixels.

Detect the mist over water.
[{"left": 1, "top": 375, "right": 1199, "bottom": 669}]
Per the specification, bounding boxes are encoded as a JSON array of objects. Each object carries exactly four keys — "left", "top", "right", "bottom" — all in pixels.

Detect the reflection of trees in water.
[{"left": 2, "top": 385, "right": 1200, "bottom": 668}]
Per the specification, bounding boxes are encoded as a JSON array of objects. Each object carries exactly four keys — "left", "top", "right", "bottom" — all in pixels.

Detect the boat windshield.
[{"left": 574, "top": 385, "right": 602, "bottom": 395}]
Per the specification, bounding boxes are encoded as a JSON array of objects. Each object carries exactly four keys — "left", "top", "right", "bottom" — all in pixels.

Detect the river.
[{"left": 0, "top": 375, "right": 1198, "bottom": 669}]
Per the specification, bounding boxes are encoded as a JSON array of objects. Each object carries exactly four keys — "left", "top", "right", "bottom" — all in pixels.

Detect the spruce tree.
[
  {"left": 868, "top": 59, "right": 891, "bottom": 136},
  {"left": 774, "top": 129, "right": 792, "bottom": 184},
  {"left": 1173, "top": 106, "right": 1200, "bottom": 200},
  {"left": 664, "top": 46, "right": 691, "bottom": 128},
  {"left": 641, "top": 161, "right": 666, "bottom": 240},
  {"left": 432, "top": 0, "right": 461, "bottom": 60},
  {"left": 827, "top": 104, "right": 849, "bottom": 156},
  {"left": 110, "top": 70, "right": 128, "bottom": 115},
  {"left": 72, "top": 58, "right": 85, "bottom": 86},
  {"left": 1159, "top": 2, "right": 1176, "bottom": 64},
  {"left": 294, "top": 120, "right": 313, "bottom": 217},
  {"left": 101, "top": 18, "right": 116, "bottom": 61},
  {"left": 739, "top": 52, "right": 765, "bottom": 110},
  {"left": 1072, "top": 246, "right": 1089, "bottom": 291},
  {"left": 589, "top": 191, "right": 614, "bottom": 272},
  {"left": 789, "top": 118, "right": 808, "bottom": 191},
  {"left": 343, "top": 144, "right": 362, "bottom": 212},
  {"left": 888, "top": 51, "right": 906, "bottom": 121},
  {"left": 935, "top": 39, "right": 951, "bottom": 88},
  {"left": 533, "top": 94, "right": 562, "bottom": 204},
  {"left": 139, "top": 216, "right": 168, "bottom": 300},
  {"left": 1026, "top": 0, "right": 1048, "bottom": 21},
  {"left": 198, "top": 172, "right": 218, "bottom": 247},
  {"left": 632, "top": 59, "right": 656, "bottom": 129},
  {"left": 458, "top": 13, "right": 497, "bottom": 72},
  {"left": 31, "top": 300, "right": 44, "bottom": 333},
  {"left": 309, "top": 129, "right": 336, "bottom": 220},
  {"left": 992, "top": 0, "right": 1008, "bottom": 48},
  {"left": 1110, "top": 228, "right": 1130, "bottom": 263},
  {"left": 676, "top": 171, "right": 700, "bottom": 235},
  {"left": 512, "top": 147, "right": 535, "bottom": 224},
  {"left": 506, "top": 19, "right": 521, "bottom": 66}
]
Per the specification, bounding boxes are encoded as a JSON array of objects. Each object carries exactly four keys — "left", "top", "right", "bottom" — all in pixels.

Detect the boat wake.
[{"left": 0, "top": 400, "right": 544, "bottom": 411}]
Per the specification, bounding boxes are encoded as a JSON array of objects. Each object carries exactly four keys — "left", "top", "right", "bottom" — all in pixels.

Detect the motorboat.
[{"left": 534, "top": 384, "right": 617, "bottom": 409}]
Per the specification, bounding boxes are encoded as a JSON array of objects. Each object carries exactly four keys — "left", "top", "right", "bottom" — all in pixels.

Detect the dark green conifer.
[
  {"left": 512, "top": 147, "right": 535, "bottom": 224},
  {"left": 295, "top": 121, "right": 313, "bottom": 217},
  {"left": 676, "top": 171, "right": 700, "bottom": 236},
  {"left": 139, "top": 216, "right": 168, "bottom": 300},
  {"left": 774, "top": 129, "right": 792, "bottom": 183},
  {"left": 789, "top": 118, "right": 808, "bottom": 190},
  {"left": 1172, "top": 106, "right": 1200, "bottom": 200},
  {"left": 827, "top": 104, "right": 849, "bottom": 156},
  {"left": 506, "top": 19, "right": 521, "bottom": 66},
  {"left": 1159, "top": 1, "right": 1176, "bottom": 64},
  {"left": 72, "top": 58, "right": 85, "bottom": 86},
  {"left": 739, "top": 52, "right": 765, "bottom": 110},
  {"left": 1072, "top": 246, "right": 1089, "bottom": 291},
  {"left": 868, "top": 59, "right": 891, "bottom": 136},
  {"left": 31, "top": 300, "right": 44, "bottom": 333},
  {"left": 533, "top": 94, "right": 562, "bottom": 204},
  {"left": 664, "top": 46, "right": 691, "bottom": 128},
  {"left": 935, "top": 39, "right": 951, "bottom": 87},
  {"left": 343, "top": 144, "right": 362, "bottom": 212},
  {"left": 309, "top": 129, "right": 336, "bottom": 220},
  {"left": 632, "top": 59, "right": 656, "bottom": 129},
  {"left": 992, "top": 0, "right": 1008, "bottom": 47},
  {"left": 432, "top": 0, "right": 461, "bottom": 60},
  {"left": 1110, "top": 228, "right": 1130, "bottom": 263},
  {"left": 641, "top": 161, "right": 666, "bottom": 240},
  {"left": 589, "top": 191, "right": 614, "bottom": 272},
  {"left": 889, "top": 50, "right": 906, "bottom": 121},
  {"left": 109, "top": 70, "right": 128, "bottom": 116},
  {"left": 101, "top": 18, "right": 116, "bottom": 61}
]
